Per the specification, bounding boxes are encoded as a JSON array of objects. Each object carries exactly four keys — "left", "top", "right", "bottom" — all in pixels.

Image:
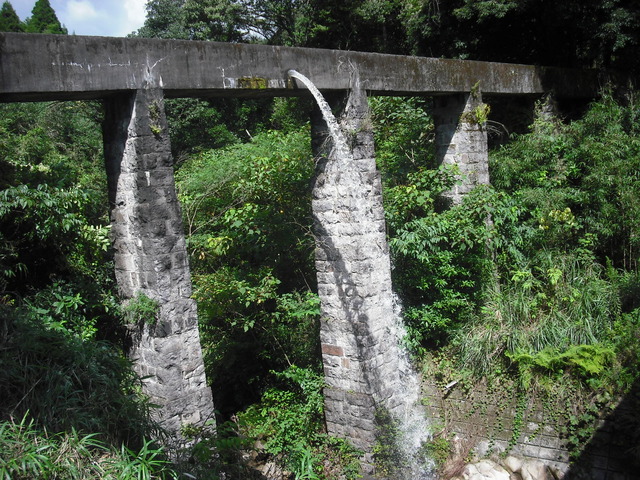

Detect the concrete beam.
[{"left": 1, "top": 33, "right": 602, "bottom": 102}]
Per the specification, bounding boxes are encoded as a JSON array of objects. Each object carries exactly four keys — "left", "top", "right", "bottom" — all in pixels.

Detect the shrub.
[{"left": 0, "top": 307, "right": 157, "bottom": 447}]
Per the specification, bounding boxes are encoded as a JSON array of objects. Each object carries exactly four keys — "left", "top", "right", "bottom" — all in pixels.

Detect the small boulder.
[
  {"left": 521, "top": 460, "right": 550, "bottom": 480},
  {"left": 463, "top": 459, "right": 511, "bottom": 480},
  {"left": 504, "top": 456, "right": 523, "bottom": 474}
]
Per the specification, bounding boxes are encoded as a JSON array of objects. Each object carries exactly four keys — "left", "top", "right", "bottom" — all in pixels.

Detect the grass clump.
[{"left": 0, "top": 414, "right": 176, "bottom": 480}]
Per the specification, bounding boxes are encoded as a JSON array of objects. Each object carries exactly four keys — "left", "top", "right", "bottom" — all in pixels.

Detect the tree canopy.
[
  {"left": 24, "top": 0, "right": 67, "bottom": 34},
  {"left": 136, "top": 0, "right": 640, "bottom": 73},
  {"left": 0, "top": 1, "right": 23, "bottom": 32}
]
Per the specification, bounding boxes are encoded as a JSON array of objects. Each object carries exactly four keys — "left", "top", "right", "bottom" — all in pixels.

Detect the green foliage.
[
  {"left": 370, "top": 90, "right": 640, "bottom": 464},
  {"left": 491, "top": 92, "right": 640, "bottom": 270},
  {"left": 451, "top": 252, "right": 621, "bottom": 377},
  {"left": 122, "top": 292, "right": 160, "bottom": 327},
  {"left": 138, "top": 0, "right": 639, "bottom": 72},
  {"left": 176, "top": 128, "right": 324, "bottom": 480},
  {"left": 136, "top": 0, "right": 189, "bottom": 39},
  {"left": 4, "top": 1, "right": 640, "bottom": 473},
  {"left": 138, "top": 0, "right": 321, "bottom": 46},
  {"left": 419, "top": 94, "right": 640, "bottom": 387},
  {"left": 424, "top": 435, "right": 452, "bottom": 471},
  {"left": 372, "top": 408, "right": 403, "bottom": 477},
  {"left": 0, "top": 184, "right": 85, "bottom": 238},
  {"left": 383, "top": 166, "right": 453, "bottom": 227},
  {"left": 0, "top": 102, "right": 106, "bottom": 189},
  {"left": 390, "top": 184, "right": 508, "bottom": 348},
  {"left": 0, "top": 415, "right": 53, "bottom": 480},
  {"left": 0, "top": 308, "right": 157, "bottom": 446},
  {"left": 138, "top": 0, "right": 396, "bottom": 50},
  {"left": 403, "top": 0, "right": 639, "bottom": 72},
  {"left": 0, "top": 1, "right": 23, "bottom": 32},
  {"left": 289, "top": 443, "right": 322, "bottom": 480},
  {"left": 472, "top": 102, "right": 491, "bottom": 125},
  {"left": 561, "top": 394, "right": 612, "bottom": 458},
  {"left": 610, "top": 306, "right": 640, "bottom": 389},
  {"left": 194, "top": 266, "right": 321, "bottom": 400},
  {"left": 238, "top": 365, "right": 362, "bottom": 479},
  {"left": 238, "top": 366, "right": 322, "bottom": 465},
  {"left": 0, "top": 102, "right": 108, "bottom": 281},
  {"left": 453, "top": 0, "right": 521, "bottom": 21},
  {"left": 370, "top": 96, "right": 434, "bottom": 186},
  {"left": 0, "top": 185, "right": 85, "bottom": 286},
  {"left": 24, "top": 0, "right": 66, "bottom": 34},
  {"left": 0, "top": 90, "right": 154, "bottom": 478},
  {"left": 0, "top": 414, "right": 176, "bottom": 480},
  {"left": 177, "top": 129, "right": 319, "bottom": 414},
  {"left": 183, "top": 419, "right": 250, "bottom": 470},
  {"left": 0, "top": 182, "right": 117, "bottom": 340},
  {"left": 177, "top": 130, "right": 313, "bottom": 269},
  {"left": 269, "top": 97, "right": 313, "bottom": 133},
  {"left": 177, "top": 132, "right": 313, "bottom": 304},
  {"left": 164, "top": 98, "right": 244, "bottom": 157},
  {"left": 117, "top": 438, "right": 177, "bottom": 480},
  {"left": 507, "top": 345, "right": 615, "bottom": 386},
  {"left": 372, "top": 407, "right": 430, "bottom": 478}
]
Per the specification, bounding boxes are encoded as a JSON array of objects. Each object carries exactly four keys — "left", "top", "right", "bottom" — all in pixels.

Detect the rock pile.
[{"left": 453, "top": 457, "right": 560, "bottom": 480}]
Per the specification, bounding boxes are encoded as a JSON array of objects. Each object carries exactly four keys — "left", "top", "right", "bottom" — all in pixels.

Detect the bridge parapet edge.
[{"left": 1, "top": 32, "right": 604, "bottom": 102}]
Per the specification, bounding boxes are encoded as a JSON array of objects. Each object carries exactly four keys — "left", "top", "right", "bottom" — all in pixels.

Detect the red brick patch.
[{"left": 322, "top": 344, "right": 344, "bottom": 356}]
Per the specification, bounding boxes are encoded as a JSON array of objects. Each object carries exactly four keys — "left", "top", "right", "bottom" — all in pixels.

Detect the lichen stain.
[{"left": 237, "top": 76, "right": 268, "bottom": 89}]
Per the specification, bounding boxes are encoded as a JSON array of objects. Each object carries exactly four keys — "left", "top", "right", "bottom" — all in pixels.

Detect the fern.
[{"left": 507, "top": 344, "right": 615, "bottom": 380}]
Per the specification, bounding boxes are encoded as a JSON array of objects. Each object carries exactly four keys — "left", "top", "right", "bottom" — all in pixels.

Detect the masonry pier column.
[
  {"left": 103, "top": 85, "right": 215, "bottom": 447},
  {"left": 311, "top": 83, "right": 423, "bottom": 476},
  {"left": 433, "top": 89, "right": 490, "bottom": 205}
]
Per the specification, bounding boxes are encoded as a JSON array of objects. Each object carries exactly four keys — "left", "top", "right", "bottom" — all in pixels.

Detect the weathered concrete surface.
[
  {"left": 311, "top": 77, "right": 426, "bottom": 477},
  {"left": 434, "top": 91, "right": 490, "bottom": 205},
  {"left": 0, "top": 32, "right": 602, "bottom": 102},
  {"left": 103, "top": 81, "right": 214, "bottom": 446}
]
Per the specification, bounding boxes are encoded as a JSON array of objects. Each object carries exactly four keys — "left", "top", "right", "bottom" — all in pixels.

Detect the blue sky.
[{"left": 12, "top": 0, "right": 148, "bottom": 37}]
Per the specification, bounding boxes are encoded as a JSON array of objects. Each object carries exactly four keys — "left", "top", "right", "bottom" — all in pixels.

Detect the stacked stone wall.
[
  {"left": 103, "top": 84, "right": 214, "bottom": 446},
  {"left": 422, "top": 378, "right": 635, "bottom": 479}
]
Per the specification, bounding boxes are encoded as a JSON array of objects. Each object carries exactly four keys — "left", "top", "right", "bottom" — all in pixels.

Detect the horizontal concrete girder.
[{"left": 1, "top": 32, "right": 603, "bottom": 102}]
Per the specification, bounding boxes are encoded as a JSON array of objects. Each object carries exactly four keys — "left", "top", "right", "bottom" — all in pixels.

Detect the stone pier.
[
  {"left": 434, "top": 89, "right": 490, "bottom": 205},
  {"left": 102, "top": 82, "right": 214, "bottom": 446},
  {"left": 311, "top": 81, "right": 424, "bottom": 475}
]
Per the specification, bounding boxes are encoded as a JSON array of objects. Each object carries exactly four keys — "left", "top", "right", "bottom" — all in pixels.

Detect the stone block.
[
  {"left": 114, "top": 253, "right": 136, "bottom": 272},
  {"left": 589, "top": 469, "right": 608, "bottom": 480},
  {"left": 538, "top": 435, "right": 564, "bottom": 450},
  {"left": 520, "top": 444, "right": 540, "bottom": 458},
  {"left": 522, "top": 434, "right": 541, "bottom": 446},
  {"left": 537, "top": 447, "right": 569, "bottom": 463},
  {"left": 345, "top": 391, "right": 375, "bottom": 408}
]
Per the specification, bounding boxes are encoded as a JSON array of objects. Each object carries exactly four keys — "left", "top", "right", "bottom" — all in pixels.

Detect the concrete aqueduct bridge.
[{"left": 0, "top": 32, "right": 603, "bottom": 466}]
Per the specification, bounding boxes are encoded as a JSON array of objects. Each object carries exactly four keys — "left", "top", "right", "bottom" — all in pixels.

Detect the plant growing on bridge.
[
  {"left": 122, "top": 291, "right": 160, "bottom": 327},
  {"left": 148, "top": 100, "right": 164, "bottom": 137}
]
